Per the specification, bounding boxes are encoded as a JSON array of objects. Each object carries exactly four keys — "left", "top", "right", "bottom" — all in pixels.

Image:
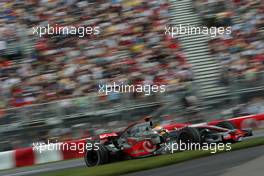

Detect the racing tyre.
[
  {"left": 85, "top": 144, "right": 109, "bottom": 167},
  {"left": 178, "top": 127, "right": 202, "bottom": 144},
  {"left": 216, "top": 121, "right": 236, "bottom": 129}
]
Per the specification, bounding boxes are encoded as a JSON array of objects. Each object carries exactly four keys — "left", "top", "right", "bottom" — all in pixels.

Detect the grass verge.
[{"left": 42, "top": 137, "right": 264, "bottom": 176}]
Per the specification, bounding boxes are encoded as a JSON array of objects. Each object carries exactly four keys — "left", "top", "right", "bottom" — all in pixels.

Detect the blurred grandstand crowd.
[
  {"left": 0, "top": 0, "right": 193, "bottom": 110},
  {"left": 0, "top": 0, "right": 263, "bottom": 150},
  {"left": 194, "top": 0, "right": 263, "bottom": 85}
]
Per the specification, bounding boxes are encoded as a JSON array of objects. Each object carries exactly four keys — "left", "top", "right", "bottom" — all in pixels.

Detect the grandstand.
[{"left": 0, "top": 0, "right": 263, "bottom": 151}]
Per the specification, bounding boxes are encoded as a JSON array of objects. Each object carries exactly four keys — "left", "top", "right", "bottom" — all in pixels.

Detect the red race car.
[{"left": 84, "top": 119, "right": 253, "bottom": 167}]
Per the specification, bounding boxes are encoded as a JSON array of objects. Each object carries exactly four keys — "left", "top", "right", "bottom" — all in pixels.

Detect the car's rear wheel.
[
  {"left": 216, "top": 121, "right": 236, "bottom": 129},
  {"left": 85, "top": 144, "right": 109, "bottom": 167},
  {"left": 177, "top": 127, "right": 201, "bottom": 144}
]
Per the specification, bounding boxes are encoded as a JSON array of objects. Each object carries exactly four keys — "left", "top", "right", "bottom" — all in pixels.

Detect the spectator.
[
  {"left": 194, "top": 0, "right": 263, "bottom": 83},
  {"left": 0, "top": 0, "right": 193, "bottom": 108}
]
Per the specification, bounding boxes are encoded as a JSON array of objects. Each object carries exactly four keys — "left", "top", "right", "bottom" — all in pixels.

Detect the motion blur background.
[{"left": 0, "top": 0, "right": 263, "bottom": 152}]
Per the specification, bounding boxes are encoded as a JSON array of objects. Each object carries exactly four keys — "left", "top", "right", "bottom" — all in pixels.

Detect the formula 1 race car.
[{"left": 84, "top": 120, "right": 253, "bottom": 167}]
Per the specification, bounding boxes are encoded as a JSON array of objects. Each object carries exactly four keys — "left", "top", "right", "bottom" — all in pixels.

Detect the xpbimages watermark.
[
  {"left": 33, "top": 140, "right": 100, "bottom": 154},
  {"left": 32, "top": 24, "right": 100, "bottom": 37},
  {"left": 163, "top": 141, "right": 232, "bottom": 154},
  {"left": 98, "top": 82, "right": 166, "bottom": 95},
  {"left": 165, "top": 24, "right": 232, "bottom": 38}
]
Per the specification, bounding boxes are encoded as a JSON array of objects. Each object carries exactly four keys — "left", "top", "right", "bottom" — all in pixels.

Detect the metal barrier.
[
  {"left": 0, "top": 83, "right": 194, "bottom": 129},
  {"left": 2, "top": 70, "right": 264, "bottom": 129},
  {"left": 228, "top": 71, "right": 264, "bottom": 102},
  {"left": 201, "top": 71, "right": 264, "bottom": 111}
]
